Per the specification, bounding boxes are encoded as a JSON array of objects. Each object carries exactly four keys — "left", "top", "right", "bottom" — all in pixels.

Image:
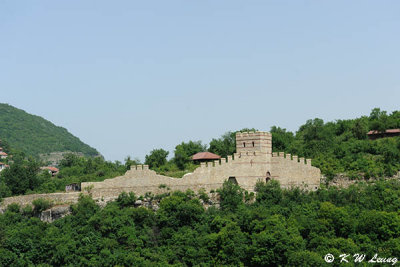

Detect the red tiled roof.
[
  {"left": 0, "top": 162, "right": 4, "bottom": 165},
  {"left": 367, "top": 129, "right": 400, "bottom": 135},
  {"left": 191, "top": 152, "right": 221, "bottom": 160},
  {"left": 41, "top": 166, "right": 59, "bottom": 172},
  {"left": 0, "top": 152, "right": 7, "bottom": 156}
]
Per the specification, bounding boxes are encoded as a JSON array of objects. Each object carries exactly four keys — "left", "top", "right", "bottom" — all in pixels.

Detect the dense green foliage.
[
  {"left": 2, "top": 180, "right": 400, "bottom": 266},
  {"left": 273, "top": 109, "right": 400, "bottom": 179},
  {"left": 1, "top": 155, "right": 41, "bottom": 196},
  {"left": 144, "top": 149, "right": 169, "bottom": 169},
  {"left": 0, "top": 103, "right": 99, "bottom": 157},
  {"left": 0, "top": 153, "right": 128, "bottom": 197}
]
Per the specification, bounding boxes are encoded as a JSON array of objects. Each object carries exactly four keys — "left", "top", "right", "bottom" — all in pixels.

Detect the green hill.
[{"left": 0, "top": 103, "right": 100, "bottom": 158}]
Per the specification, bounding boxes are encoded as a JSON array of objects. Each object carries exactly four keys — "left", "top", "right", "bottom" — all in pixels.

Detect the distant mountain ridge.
[{"left": 0, "top": 103, "right": 100, "bottom": 158}]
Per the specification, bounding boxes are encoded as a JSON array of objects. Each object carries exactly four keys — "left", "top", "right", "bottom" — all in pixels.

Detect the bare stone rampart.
[{"left": 0, "top": 192, "right": 82, "bottom": 210}]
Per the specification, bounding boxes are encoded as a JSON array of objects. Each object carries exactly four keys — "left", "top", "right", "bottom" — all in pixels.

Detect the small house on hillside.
[
  {"left": 0, "top": 162, "right": 9, "bottom": 172},
  {"left": 367, "top": 129, "right": 400, "bottom": 140},
  {"left": 41, "top": 166, "right": 59, "bottom": 176},
  {"left": 0, "top": 151, "right": 7, "bottom": 159},
  {"left": 65, "top": 183, "right": 81, "bottom": 192},
  {"left": 191, "top": 152, "right": 221, "bottom": 163}
]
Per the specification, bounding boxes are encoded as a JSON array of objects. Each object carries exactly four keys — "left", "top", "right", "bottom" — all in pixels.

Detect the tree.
[
  {"left": 296, "top": 118, "right": 335, "bottom": 157},
  {"left": 145, "top": 149, "right": 169, "bottom": 169},
  {"left": 174, "top": 141, "right": 206, "bottom": 170},
  {"left": 116, "top": 191, "right": 137, "bottom": 208},
  {"left": 270, "top": 126, "right": 294, "bottom": 152},
  {"left": 217, "top": 180, "right": 244, "bottom": 212},
  {"left": 369, "top": 108, "right": 388, "bottom": 132},
  {"left": 255, "top": 180, "right": 282, "bottom": 205},
  {"left": 351, "top": 117, "right": 369, "bottom": 140},
  {"left": 59, "top": 153, "right": 81, "bottom": 168},
  {"left": 1, "top": 157, "right": 40, "bottom": 195},
  {"left": 70, "top": 195, "right": 99, "bottom": 224},
  {"left": 158, "top": 192, "right": 204, "bottom": 229},
  {"left": 249, "top": 215, "right": 304, "bottom": 266},
  {"left": 0, "top": 181, "right": 11, "bottom": 198}
]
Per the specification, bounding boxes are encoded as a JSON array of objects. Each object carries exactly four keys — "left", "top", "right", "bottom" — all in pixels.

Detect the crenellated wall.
[
  {"left": 0, "top": 131, "right": 321, "bottom": 209},
  {"left": 82, "top": 147, "right": 272, "bottom": 198},
  {"left": 81, "top": 132, "right": 320, "bottom": 198},
  {"left": 271, "top": 152, "right": 320, "bottom": 189}
]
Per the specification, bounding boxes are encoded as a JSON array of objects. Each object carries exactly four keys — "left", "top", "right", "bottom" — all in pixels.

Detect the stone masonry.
[{"left": 0, "top": 131, "right": 321, "bottom": 209}]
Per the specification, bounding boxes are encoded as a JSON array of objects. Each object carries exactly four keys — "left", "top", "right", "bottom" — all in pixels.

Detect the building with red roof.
[
  {"left": 0, "top": 151, "right": 7, "bottom": 159},
  {"left": 191, "top": 152, "right": 221, "bottom": 162},
  {"left": 367, "top": 129, "right": 400, "bottom": 140},
  {"left": 41, "top": 166, "right": 60, "bottom": 176}
]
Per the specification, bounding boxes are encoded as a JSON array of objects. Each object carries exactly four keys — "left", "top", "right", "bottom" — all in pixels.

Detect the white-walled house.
[
  {"left": 0, "top": 162, "right": 9, "bottom": 172},
  {"left": 0, "top": 151, "right": 8, "bottom": 159}
]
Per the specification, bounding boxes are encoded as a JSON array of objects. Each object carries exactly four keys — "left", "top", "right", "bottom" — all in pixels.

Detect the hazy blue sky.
[{"left": 1, "top": 1, "right": 399, "bottom": 162}]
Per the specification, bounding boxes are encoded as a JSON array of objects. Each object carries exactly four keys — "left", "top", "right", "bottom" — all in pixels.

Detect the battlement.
[
  {"left": 129, "top": 165, "right": 157, "bottom": 175},
  {"left": 130, "top": 165, "right": 150, "bottom": 170},
  {"left": 235, "top": 131, "right": 272, "bottom": 138},
  {"left": 0, "top": 130, "right": 321, "bottom": 211},
  {"left": 199, "top": 155, "right": 235, "bottom": 169},
  {"left": 273, "top": 152, "right": 312, "bottom": 166}
]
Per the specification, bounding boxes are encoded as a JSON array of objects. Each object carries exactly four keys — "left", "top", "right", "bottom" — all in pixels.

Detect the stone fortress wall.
[
  {"left": 0, "top": 192, "right": 82, "bottom": 209},
  {"left": 0, "top": 131, "right": 321, "bottom": 209}
]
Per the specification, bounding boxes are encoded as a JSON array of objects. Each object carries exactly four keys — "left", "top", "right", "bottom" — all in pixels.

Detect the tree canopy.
[
  {"left": 271, "top": 108, "right": 400, "bottom": 179},
  {"left": 144, "top": 149, "right": 169, "bottom": 169},
  {"left": 1, "top": 179, "right": 400, "bottom": 266}
]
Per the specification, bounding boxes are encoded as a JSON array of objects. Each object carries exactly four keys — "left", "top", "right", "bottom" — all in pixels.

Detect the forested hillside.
[
  {"left": 1, "top": 180, "right": 400, "bottom": 266},
  {"left": 0, "top": 103, "right": 99, "bottom": 158},
  {"left": 269, "top": 108, "right": 400, "bottom": 179}
]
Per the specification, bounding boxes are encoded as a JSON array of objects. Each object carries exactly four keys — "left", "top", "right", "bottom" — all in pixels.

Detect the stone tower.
[{"left": 235, "top": 131, "right": 272, "bottom": 155}]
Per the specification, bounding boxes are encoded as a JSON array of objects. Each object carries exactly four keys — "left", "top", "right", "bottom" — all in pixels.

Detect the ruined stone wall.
[
  {"left": 271, "top": 152, "right": 320, "bottom": 190},
  {"left": 0, "top": 192, "right": 81, "bottom": 210},
  {"left": 82, "top": 149, "right": 271, "bottom": 199}
]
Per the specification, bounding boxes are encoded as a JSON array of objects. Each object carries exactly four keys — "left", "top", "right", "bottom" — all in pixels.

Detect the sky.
[{"left": 0, "top": 1, "right": 399, "bottom": 162}]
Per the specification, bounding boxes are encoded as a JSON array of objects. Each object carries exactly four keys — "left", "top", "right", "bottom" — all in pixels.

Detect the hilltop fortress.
[{"left": 1, "top": 131, "right": 321, "bottom": 208}]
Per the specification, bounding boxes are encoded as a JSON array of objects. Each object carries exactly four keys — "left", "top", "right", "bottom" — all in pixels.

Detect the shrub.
[
  {"left": 116, "top": 191, "right": 137, "bottom": 208},
  {"left": 6, "top": 203, "right": 20, "bottom": 213},
  {"left": 32, "top": 198, "right": 52, "bottom": 213}
]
